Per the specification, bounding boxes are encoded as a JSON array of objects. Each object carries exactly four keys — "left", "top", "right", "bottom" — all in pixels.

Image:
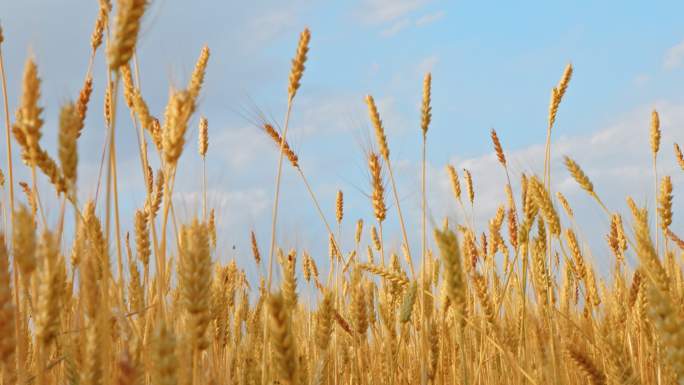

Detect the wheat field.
[{"left": 0, "top": 2, "right": 683, "bottom": 385}]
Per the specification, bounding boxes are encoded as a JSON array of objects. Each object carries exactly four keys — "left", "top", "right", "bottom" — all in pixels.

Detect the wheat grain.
[
  {"left": 336, "top": 190, "right": 343, "bottom": 224},
  {"left": 288, "top": 28, "right": 310, "bottom": 101},
  {"left": 650, "top": 109, "right": 661, "bottom": 157},
  {"left": 108, "top": 0, "right": 148, "bottom": 69},
  {"left": 198, "top": 117, "right": 208, "bottom": 157},
  {"left": 0, "top": 234, "right": 15, "bottom": 365},
  {"left": 263, "top": 123, "right": 299, "bottom": 168},
  {"left": 421, "top": 73, "right": 432, "bottom": 136},
  {"left": 463, "top": 168, "right": 474, "bottom": 205},
  {"left": 675, "top": 143, "right": 684, "bottom": 171},
  {"left": 658, "top": 175, "right": 673, "bottom": 231},
  {"left": 490, "top": 129, "right": 506, "bottom": 166}
]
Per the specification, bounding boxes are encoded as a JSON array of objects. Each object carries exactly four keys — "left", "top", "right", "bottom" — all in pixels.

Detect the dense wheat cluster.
[{"left": 0, "top": 2, "right": 683, "bottom": 385}]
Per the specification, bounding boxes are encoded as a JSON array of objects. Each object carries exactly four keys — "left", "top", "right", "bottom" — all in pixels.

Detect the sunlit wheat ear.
[
  {"left": 198, "top": 117, "right": 208, "bottom": 157},
  {"left": 336, "top": 190, "right": 344, "bottom": 224},
  {"left": 446, "top": 165, "right": 462, "bottom": 201},
  {"left": 421, "top": 73, "right": 432, "bottom": 136},
  {"left": 399, "top": 281, "right": 417, "bottom": 323},
  {"left": 152, "top": 320, "right": 178, "bottom": 385},
  {"left": 82, "top": 318, "right": 104, "bottom": 385},
  {"left": 90, "top": 3, "right": 108, "bottom": 52},
  {"left": 529, "top": 176, "right": 560, "bottom": 236},
  {"left": 127, "top": 242, "right": 144, "bottom": 314},
  {"left": 188, "top": 45, "right": 210, "bottom": 102},
  {"left": 76, "top": 76, "right": 93, "bottom": 135},
  {"left": 132, "top": 88, "right": 159, "bottom": 145},
  {"left": 557, "top": 63, "right": 573, "bottom": 98},
  {"left": 308, "top": 254, "right": 320, "bottom": 283},
  {"left": 178, "top": 219, "right": 212, "bottom": 351},
  {"left": 268, "top": 291, "right": 298, "bottom": 384},
  {"left": 630, "top": 203, "right": 669, "bottom": 294},
  {"left": 145, "top": 169, "right": 164, "bottom": 217},
  {"left": 36, "top": 231, "right": 61, "bottom": 347},
  {"left": 666, "top": 228, "right": 684, "bottom": 250},
  {"left": 58, "top": 102, "right": 80, "bottom": 193},
  {"left": 355, "top": 219, "right": 363, "bottom": 244},
  {"left": 208, "top": 209, "right": 216, "bottom": 248},
  {"left": 370, "top": 226, "right": 381, "bottom": 252},
  {"left": 288, "top": 28, "right": 311, "bottom": 101},
  {"left": 646, "top": 285, "right": 684, "bottom": 383},
  {"left": 13, "top": 204, "right": 37, "bottom": 279},
  {"left": 350, "top": 268, "right": 368, "bottom": 337},
  {"left": 434, "top": 227, "right": 466, "bottom": 327},
  {"left": 104, "top": 80, "right": 113, "bottom": 126},
  {"left": 263, "top": 123, "right": 299, "bottom": 168},
  {"left": 658, "top": 175, "right": 672, "bottom": 231},
  {"left": 490, "top": 129, "right": 506, "bottom": 167},
  {"left": 563, "top": 156, "right": 594, "bottom": 194},
  {"left": 463, "top": 168, "right": 474, "bottom": 205},
  {"left": 548, "top": 63, "right": 573, "bottom": 130},
  {"left": 315, "top": 290, "right": 334, "bottom": 351},
  {"left": 162, "top": 89, "right": 193, "bottom": 166},
  {"left": 301, "top": 253, "right": 312, "bottom": 282},
  {"left": 250, "top": 230, "right": 261, "bottom": 266},
  {"left": 565, "top": 229, "right": 586, "bottom": 280},
  {"left": 365, "top": 95, "right": 390, "bottom": 159},
  {"left": 358, "top": 263, "right": 409, "bottom": 289},
  {"left": 0, "top": 234, "right": 16, "bottom": 368},
  {"left": 121, "top": 64, "right": 135, "bottom": 108},
  {"left": 563, "top": 346, "right": 607, "bottom": 385},
  {"left": 505, "top": 187, "right": 518, "bottom": 249},
  {"left": 472, "top": 272, "right": 496, "bottom": 329},
  {"left": 650, "top": 109, "right": 661, "bottom": 157},
  {"left": 555, "top": 191, "right": 573, "bottom": 218},
  {"left": 368, "top": 152, "right": 386, "bottom": 222},
  {"left": 134, "top": 209, "right": 150, "bottom": 269},
  {"left": 282, "top": 250, "right": 298, "bottom": 308},
  {"left": 675, "top": 143, "right": 684, "bottom": 170},
  {"left": 108, "top": 0, "right": 148, "bottom": 70},
  {"left": 12, "top": 58, "right": 43, "bottom": 165}
]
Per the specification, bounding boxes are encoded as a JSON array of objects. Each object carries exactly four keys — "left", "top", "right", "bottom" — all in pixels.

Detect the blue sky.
[{"left": 1, "top": 0, "right": 683, "bottom": 277}]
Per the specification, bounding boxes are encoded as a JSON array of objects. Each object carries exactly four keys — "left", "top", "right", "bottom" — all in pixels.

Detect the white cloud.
[
  {"left": 359, "top": 0, "right": 432, "bottom": 24},
  {"left": 415, "top": 10, "right": 445, "bottom": 26},
  {"left": 175, "top": 188, "right": 270, "bottom": 229},
  {"left": 417, "top": 55, "right": 439, "bottom": 75},
  {"left": 381, "top": 19, "right": 412, "bottom": 37},
  {"left": 212, "top": 124, "right": 275, "bottom": 169},
  {"left": 664, "top": 39, "right": 684, "bottom": 69},
  {"left": 247, "top": 9, "right": 298, "bottom": 45},
  {"left": 357, "top": 1, "right": 442, "bottom": 37},
  {"left": 295, "top": 94, "right": 367, "bottom": 135},
  {"left": 633, "top": 73, "right": 650, "bottom": 86}
]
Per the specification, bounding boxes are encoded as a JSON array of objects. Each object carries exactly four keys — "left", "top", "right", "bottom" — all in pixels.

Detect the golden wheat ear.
[
  {"left": 288, "top": 28, "right": 311, "bottom": 101},
  {"left": 108, "top": 0, "right": 148, "bottom": 70}
]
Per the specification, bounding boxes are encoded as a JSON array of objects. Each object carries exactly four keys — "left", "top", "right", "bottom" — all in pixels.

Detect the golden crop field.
[{"left": 0, "top": 2, "right": 683, "bottom": 385}]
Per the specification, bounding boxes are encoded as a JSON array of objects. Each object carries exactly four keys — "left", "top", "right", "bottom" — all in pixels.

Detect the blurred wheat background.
[{"left": 0, "top": 1, "right": 683, "bottom": 385}]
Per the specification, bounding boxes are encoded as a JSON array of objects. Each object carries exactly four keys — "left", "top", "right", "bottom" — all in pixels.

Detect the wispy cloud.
[
  {"left": 664, "top": 39, "right": 684, "bottom": 69},
  {"left": 381, "top": 19, "right": 412, "bottom": 37},
  {"left": 369, "top": 4, "right": 444, "bottom": 37},
  {"left": 415, "top": 10, "right": 445, "bottom": 26},
  {"left": 359, "top": 0, "right": 432, "bottom": 24},
  {"left": 247, "top": 8, "right": 298, "bottom": 45},
  {"left": 357, "top": 0, "right": 444, "bottom": 37},
  {"left": 417, "top": 55, "right": 439, "bottom": 75}
]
